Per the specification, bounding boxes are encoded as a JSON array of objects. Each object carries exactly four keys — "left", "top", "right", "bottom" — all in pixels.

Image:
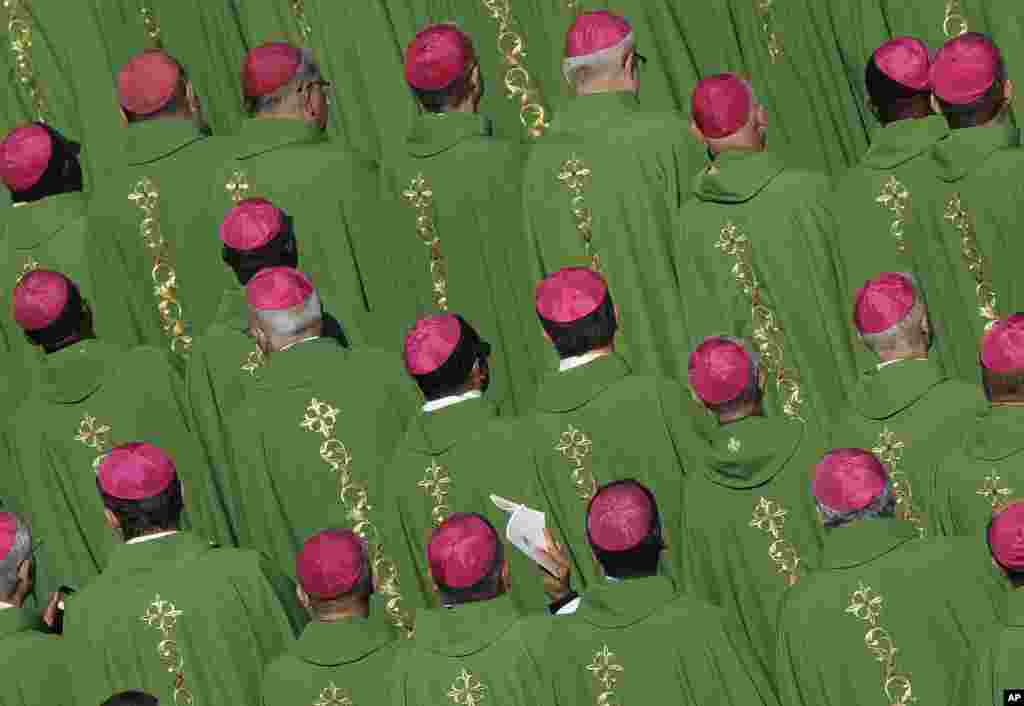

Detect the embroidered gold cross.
[
  {"left": 4, "top": 0, "right": 49, "bottom": 121},
  {"left": 402, "top": 174, "right": 448, "bottom": 311},
  {"left": 845, "top": 582, "right": 915, "bottom": 705},
  {"left": 225, "top": 169, "right": 250, "bottom": 203},
  {"left": 751, "top": 497, "right": 801, "bottom": 585},
  {"left": 418, "top": 460, "right": 451, "bottom": 527},
  {"left": 403, "top": 174, "right": 433, "bottom": 211},
  {"left": 314, "top": 683, "right": 353, "bottom": 706},
  {"left": 558, "top": 158, "right": 592, "bottom": 192},
  {"left": 142, "top": 595, "right": 192, "bottom": 705},
  {"left": 727, "top": 437, "right": 742, "bottom": 454},
  {"left": 241, "top": 348, "right": 264, "bottom": 376},
  {"left": 845, "top": 581, "right": 884, "bottom": 626},
  {"left": 14, "top": 256, "right": 39, "bottom": 285},
  {"left": 876, "top": 176, "right": 910, "bottom": 254},
  {"left": 750, "top": 497, "right": 787, "bottom": 539},
  {"left": 447, "top": 668, "right": 487, "bottom": 706},
  {"left": 300, "top": 398, "right": 340, "bottom": 438},
  {"left": 977, "top": 472, "right": 1013, "bottom": 511},
  {"left": 586, "top": 644, "right": 624, "bottom": 704},
  {"left": 75, "top": 414, "right": 114, "bottom": 471},
  {"left": 558, "top": 156, "right": 601, "bottom": 272},
  {"left": 945, "top": 193, "right": 998, "bottom": 329},
  {"left": 872, "top": 427, "right": 924, "bottom": 535},
  {"left": 138, "top": 3, "right": 162, "bottom": 46},
  {"left": 556, "top": 424, "right": 597, "bottom": 501}
]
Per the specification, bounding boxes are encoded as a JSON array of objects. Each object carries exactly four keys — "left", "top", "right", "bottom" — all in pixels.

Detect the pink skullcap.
[
  {"left": 97, "top": 442, "right": 177, "bottom": 500},
  {"left": 692, "top": 73, "right": 753, "bottom": 139},
  {"left": 296, "top": 529, "right": 366, "bottom": 599},
  {"left": 813, "top": 449, "right": 888, "bottom": 512},
  {"left": 219, "top": 198, "right": 283, "bottom": 251},
  {"left": 428, "top": 513, "right": 499, "bottom": 589},
  {"left": 404, "top": 24, "right": 474, "bottom": 91},
  {"left": 117, "top": 50, "right": 181, "bottom": 116},
  {"left": 243, "top": 42, "right": 302, "bottom": 98},
  {"left": 873, "top": 37, "right": 931, "bottom": 91},
  {"left": 246, "top": 266, "right": 314, "bottom": 311},
  {"left": 0, "top": 124, "right": 52, "bottom": 192},
  {"left": 13, "top": 269, "right": 71, "bottom": 332},
  {"left": 0, "top": 513, "right": 16, "bottom": 561},
  {"left": 854, "top": 272, "right": 916, "bottom": 334},
  {"left": 565, "top": 10, "right": 632, "bottom": 58},
  {"left": 981, "top": 314, "right": 1024, "bottom": 373},
  {"left": 931, "top": 33, "right": 1003, "bottom": 105},
  {"left": 688, "top": 337, "right": 752, "bottom": 405},
  {"left": 404, "top": 314, "right": 462, "bottom": 375},
  {"left": 587, "top": 481, "right": 655, "bottom": 552},
  {"left": 535, "top": 267, "right": 609, "bottom": 324},
  {"left": 989, "top": 503, "right": 1024, "bottom": 570}
]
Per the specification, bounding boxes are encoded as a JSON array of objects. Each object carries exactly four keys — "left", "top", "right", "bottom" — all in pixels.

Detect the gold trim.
[
  {"left": 754, "top": 0, "right": 784, "bottom": 63},
  {"left": 480, "top": 0, "right": 549, "bottom": 138},
  {"left": 289, "top": 0, "right": 313, "bottom": 44},
  {"left": 225, "top": 169, "right": 251, "bottom": 204},
  {"left": 845, "top": 582, "right": 915, "bottom": 705},
  {"left": 3, "top": 0, "right": 48, "bottom": 122},
  {"left": 418, "top": 459, "right": 451, "bottom": 528},
  {"left": 314, "top": 683, "right": 353, "bottom": 706},
  {"left": 300, "top": 397, "right": 413, "bottom": 636},
  {"left": 716, "top": 221, "right": 804, "bottom": 421},
  {"left": 138, "top": 4, "right": 162, "bottom": 47},
  {"left": 875, "top": 176, "right": 910, "bottom": 255},
  {"left": 977, "top": 472, "right": 1013, "bottom": 513},
  {"left": 74, "top": 413, "right": 114, "bottom": 472},
  {"left": 872, "top": 427, "right": 925, "bottom": 537},
  {"left": 402, "top": 174, "right": 449, "bottom": 311},
  {"left": 750, "top": 496, "right": 801, "bottom": 586},
  {"left": 585, "top": 644, "right": 624, "bottom": 706},
  {"left": 141, "top": 595, "right": 193, "bottom": 705},
  {"left": 447, "top": 668, "right": 487, "bottom": 706},
  {"left": 129, "top": 178, "right": 192, "bottom": 356},
  {"left": 945, "top": 193, "right": 999, "bottom": 330},
  {"left": 557, "top": 156, "right": 601, "bottom": 272},
  {"left": 241, "top": 348, "right": 264, "bottom": 376},
  {"left": 556, "top": 424, "right": 597, "bottom": 502},
  {"left": 14, "top": 256, "right": 39, "bottom": 285},
  {"left": 943, "top": 1, "right": 969, "bottom": 38}
]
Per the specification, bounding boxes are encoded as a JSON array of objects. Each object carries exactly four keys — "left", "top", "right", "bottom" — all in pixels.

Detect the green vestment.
[
  {"left": 7, "top": 340, "right": 221, "bottom": 598},
  {"left": 0, "top": 607, "right": 72, "bottom": 706},
  {"left": 390, "top": 595, "right": 554, "bottom": 706},
  {"left": 522, "top": 92, "right": 701, "bottom": 382},
  {"left": 545, "top": 576, "right": 780, "bottom": 706},
  {"left": 377, "top": 113, "right": 540, "bottom": 413},
  {"left": 676, "top": 149, "right": 857, "bottom": 433},
  {"left": 776, "top": 519, "right": 1002, "bottom": 706},
  {"left": 829, "top": 358, "right": 983, "bottom": 537},
  {"left": 930, "top": 404, "right": 1024, "bottom": 538},
  {"left": 261, "top": 617, "right": 400, "bottom": 706},
  {"left": 63, "top": 531, "right": 302, "bottom": 706},
  {"left": 679, "top": 415, "right": 826, "bottom": 680},
  {"left": 953, "top": 588, "right": 1024, "bottom": 706}
]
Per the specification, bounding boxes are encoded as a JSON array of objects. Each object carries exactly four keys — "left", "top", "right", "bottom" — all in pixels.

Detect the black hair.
[
  {"left": 985, "top": 515, "right": 1024, "bottom": 588},
  {"left": 23, "top": 279, "right": 90, "bottom": 353},
  {"left": 97, "top": 478, "right": 184, "bottom": 542},
  {"left": 414, "top": 315, "right": 491, "bottom": 401},
  {"left": 982, "top": 366, "right": 1024, "bottom": 402},
  {"left": 410, "top": 58, "right": 480, "bottom": 113},
  {"left": 587, "top": 480, "right": 664, "bottom": 579},
  {"left": 101, "top": 692, "right": 159, "bottom": 706},
  {"left": 936, "top": 79, "right": 1008, "bottom": 129},
  {"left": 538, "top": 291, "right": 617, "bottom": 359},
  {"left": 435, "top": 513, "right": 505, "bottom": 606},
  {"left": 9, "top": 123, "right": 83, "bottom": 203},
  {"left": 864, "top": 57, "right": 931, "bottom": 125},
  {"left": 221, "top": 213, "right": 299, "bottom": 286}
]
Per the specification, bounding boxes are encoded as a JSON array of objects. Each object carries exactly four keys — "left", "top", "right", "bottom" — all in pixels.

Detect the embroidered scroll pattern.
[
  {"left": 872, "top": 428, "right": 924, "bottom": 537},
  {"left": 138, "top": 3, "right": 162, "bottom": 47},
  {"left": 750, "top": 496, "right": 801, "bottom": 586},
  {"left": 945, "top": 194, "right": 999, "bottom": 331},
  {"left": 480, "top": 0, "right": 549, "bottom": 138},
  {"left": 300, "top": 397, "right": 413, "bottom": 636},
  {"left": 716, "top": 221, "right": 804, "bottom": 421},
  {"left": 754, "top": 0, "right": 783, "bottom": 63},
  {"left": 846, "top": 582, "right": 915, "bottom": 706},
  {"left": 14, "top": 256, "right": 39, "bottom": 285},
  {"left": 241, "top": 348, "right": 265, "bottom": 377},
  {"left": 141, "top": 595, "right": 193, "bottom": 705},
  {"left": 3, "top": 0, "right": 48, "bottom": 122},
  {"left": 558, "top": 156, "right": 601, "bottom": 272},
  {"left": 418, "top": 460, "right": 451, "bottom": 528},
  {"left": 402, "top": 174, "right": 448, "bottom": 311},
  {"left": 447, "top": 668, "right": 487, "bottom": 706},
  {"left": 586, "top": 644, "right": 624, "bottom": 706},
  {"left": 129, "top": 178, "right": 192, "bottom": 356},
  {"left": 943, "top": 0, "right": 969, "bottom": 38},
  {"left": 289, "top": 0, "right": 313, "bottom": 44},
  {"left": 556, "top": 424, "right": 597, "bottom": 502},
  {"left": 876, "top": 177, "right": 910, "bottom": 254},
  {"left": 225, "top": 169, "right": 251, "bottom": 204},
  {"left": 74, "top": 414, "right": 114, "bottom": 472},
  {"left": 314, "top": 683, "right": 353, "bottom": 706},
  {"left": 977, "top": 472, "right": 1013, "bottom": 513}
]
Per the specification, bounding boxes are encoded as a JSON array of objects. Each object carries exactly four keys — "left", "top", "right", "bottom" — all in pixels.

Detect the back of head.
[
  {"left": 812, "top": 449, "right": 894, "bottom": 529},
  {"left": 96, "top": 442, "right": 183, "bottom": 542},
  {"left": 404, "top": 313, "right": 491, "bottom": 400},
  {"left": 101, "top": 692, "right": 160, "bottom": 706},
  {"left": 535, "top": 267, "right": 616, "bottom": 359},
  {"left": 865, "top": 37, "right": 933, "bottom": 124},
  {"left": 118, "top": 50, "right": 187, "bottom": 123},
  {"left": 219, "top": 198, "right": 298, "bottom": 285},
  {"left": 0, "top": 123, "right": 82, "bottom": 202},
  {"left": 690, "top": 73, "right": 764, "bottom": 152},
  {"left": 0, "top": 512, "right": 31, "bottom": 599},
  {"left": 296, "top": 529, "right": 372, "bottom": 616},
  {"left": 587, "top": 480, "right": 662, "bottom": 578},
  {"left": 931, "top": 33, "right": 1009, "bottom": 129},
  {"left": 854, "top": 272, "right": 928, "bottom": 358},
  {"left": 404, "top": 24, "right": 480, "bottom": 113},
  {"left": 243, "top": 42, "right": 324, "bottom": 126},
  {"left": 980, "top": 314, "right": 1024, "bottom": 402},
  {"left": 688, "top": 336, "right": 761, "bottom": 420},
  {"left": 245, "top": 266, "right": 322, "bottom": 347},
  {"left": 428, "top": 513, "right": 504, "bottom": 606},
  {"left": 988, "top": 502, "right": 1024, "bottom": 587},
  {"left": 563, "top": 11, "right": 635, "bottom": 92},
  {"left": 13, "top": 269, "right": 90, "bottom": 352}
]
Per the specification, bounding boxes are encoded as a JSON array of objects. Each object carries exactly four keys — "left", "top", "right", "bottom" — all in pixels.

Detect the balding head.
[{"left": 563, "top": 11, "right": 639, "bottom": 95}]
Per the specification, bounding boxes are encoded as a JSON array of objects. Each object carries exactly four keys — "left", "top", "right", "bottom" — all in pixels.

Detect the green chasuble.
[
  {"left": 63, "top": 531, "right": 302, "bottom": 706},
  {"left": 7, "top": 340, "right": 221, "bottom": 599},
  {"left": 0, "top": 607, "right": 72, "bottom": 706},
  {"left": 676, "top": 149, "right": 857, "bottom": 434},
  {"left": 954, "top": 588, "right": 1024, "bottom": 706},
  {"left": 545, "top": 576, "right": 780, "bottom": 706},
  {"left": 524, "top": 353, "right": 700, "bottom": 592},
  {"left": 378, "top": 113, "right": 540, "bottom": 413},
  {"left": 909, "top": 123, "right": 1024, "bottom": 384},
  {"left": 88, "top": 120, "right": 234, "bottom": 352},
  {"left": 262, "top": 617, "right": 400, "bottom": 706},
  {"left": 776, "top": 518, "right": 1002, "bottom": 706},
  {"left": 930, "top": 404, "right": 1024, "bottom": 538},
  {"left": 829, "top": 357, "right": 983, "bottom": 536},
  {"left": 522, "top": 92, "right": 701, "bottom": 382},
  {"left": 381, "top": 397, "right": 548, "bottom": 617},
  {"left": 679, "top": 415, "right": 826, "bottom": 680},
  {"left": 391, "top": 595, "right": 554, "bottom": 706}
]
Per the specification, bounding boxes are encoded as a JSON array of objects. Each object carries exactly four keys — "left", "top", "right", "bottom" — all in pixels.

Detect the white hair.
[
  {"left": 0, "top": 516, "right": 30, "bottom": 597},
  {"left": 563, "top": 32, "right": 634, "bottom": 83},
  {"left": 254, "top": 289, "right": 321, "bottom": 337},
  {"left": 859, "top": 273, "right": 926, "bottom": 354}
]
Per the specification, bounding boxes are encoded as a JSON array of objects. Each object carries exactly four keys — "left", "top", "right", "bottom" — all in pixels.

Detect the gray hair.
[
  {"left": 563, "top": 32, "right": 634, "bottom": 84},
  {"left": 0, "top": 516, "right": 31, "bottom": 597},
  {"left": 816, "top": 483, "right": 896, "bottom": 529},
  {"left": 859, "top": 273, "right": 926, "bottom": 355},
  {"left": 254, "top": 289, "right": 321, "bottom": 337},
  {"left": 250, "top": 48, "right": 321, "bottom": 114}
]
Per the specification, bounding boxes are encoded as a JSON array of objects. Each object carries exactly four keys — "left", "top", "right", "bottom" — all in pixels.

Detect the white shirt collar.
[
  {"left": 876, "top": 357, "right": 928, "bottom": 370},
  {"left": 279, "top": 336, "right": 321, "bottom": 353},
  {"left": 558, "top": 350, "right": 607, "bottom": 372},
  {"left": 422, "top": 389, "right": 483, "bottom": 413},
  {"left": 0, "top": 601, "right": 15, "bottom": 611},
  {"left": 126, "top": 530, "right": 179, "bottom": 545}
]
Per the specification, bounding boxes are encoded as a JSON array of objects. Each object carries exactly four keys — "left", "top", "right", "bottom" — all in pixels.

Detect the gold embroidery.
[
  {"left": 402, "top": 174, "right": 448, "bottom": 311},
  {"left": 418, "top": 460, "right": 451, "bottom": 528},
  {"left": 728, "top": 437, "right": 742, "bottom": 454},
  {"left": 289, "top": 0, "right": 312, "bottom": 44},
  {"left": 943, "top": 0, "right": 969, "bottom": 38},
  {"left": 129, "top": 178, "right": 192, "bottom": 356},
  {"left": 716, "top": 221, "right": 804, "bottom": 421},
  {"left": 876, "top": 176, "right": 910, "bottom": 254},
  {"left": 754, "top": 0, "right": 783, "bottom": 63},
  {"left": 241, "top": 348, "right": 264, "bottom": 376},
  {"left": 872, "top": 428, "right": 924, "bottom": 537},
  {"left": 480, "top": 0, "right": 549, "bottom": 138},
  {"left": 141, "top": 595, "right": 193, "bottom": 705},
  {"left": 300, "top": 397, "right": 413, "bottom": 636},
  {"left": 977, "top": 472, "right": 1013, "bottom": 513},
  {"left": 750, "top": 497, "right": 801, "bottom": 586},
  {"left": 586, "top": 644, "right": 624, "bottom": 706},
  {"left": 557, "top": 156, "right": 601, "bottom": 272},
  {"left": 945, "top": 193, "right": 998, "bottom": 330},
  {"left": 225, "top": 169, "right": 251, "bottom": 204},
  {"left": 556, "top": 424, "right": 597, "bottom": 502},
  {"left": 14, "top": 256, "right": 39, "bottom": 285},
  {"left": 314, "top": 683, "right": 353, "bottom": 706},
  {"left": 138, "top": 4, "right": 162, "bottom": 47},
  {"left": 447, "top": 668, "right": 487, "bottom": 706},
  {"left": 3, "top": 0, "right": 48, "bottom": 122},
  {"left": 845, "top": 582, "right": 915, "bottom": 706},
  {"left": 74, "top": 414, "right": 114, "bottom": 472}
]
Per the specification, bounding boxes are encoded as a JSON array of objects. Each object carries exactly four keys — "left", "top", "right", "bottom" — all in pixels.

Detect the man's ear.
[
  {"left": 930, "top": 93, "right": 943, "bottom": 116},
  {"left": 295, "top": 584, "right": 311, "bottom": 611},
  {"left": 688, "top": 120, "right": 704, "bottom": 143},
  {"left": 103, "top": 508, "right": 120, "bottom": 531},
  {"left": 500, "top": 559, "right": 510, "bottom": 588},
  {"left": 185, "top": 80, "right": 198, "bottom": 115}
]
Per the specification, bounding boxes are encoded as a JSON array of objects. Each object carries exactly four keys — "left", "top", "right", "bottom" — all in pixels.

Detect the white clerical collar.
[
  {"left": 279, "top": 336, "right": 321, "bottom": 353},
  {"left": 558, "top": 350, "right": 607, "bottom": 372},
  {"left": 422, "top": 389, "right": 483, "bottom": 413},
  {"left": 0, "top": 601, "right": 15, "bottom": 611},
  {"left": 126, "top": 530, "right": 179, "bottom": 545},
  {"left": 876, "top": 356, "right": 928, "bottom": 370}
]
